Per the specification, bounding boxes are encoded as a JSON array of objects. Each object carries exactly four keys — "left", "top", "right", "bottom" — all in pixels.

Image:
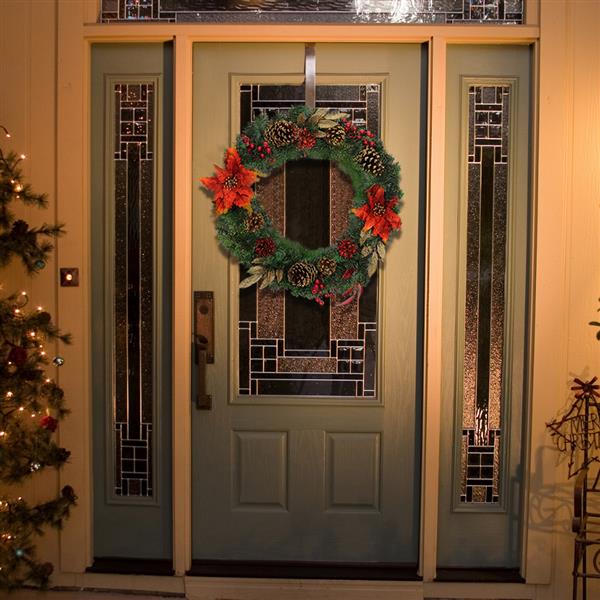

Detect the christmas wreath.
[{"left": 201, "top": 106, "right": 402, "bottom": 304}]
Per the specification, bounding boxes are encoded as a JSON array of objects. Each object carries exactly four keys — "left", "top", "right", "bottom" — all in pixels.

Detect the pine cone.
[
  {"left": 337, "top": 239, "right": 358, "bottom": 259},
  {"left": 245, "top": 212, "right": 265, "bottom": 232},
  {"left": 264, "top": 120, "right": 298, "bottom": 148},
  {"left": 37, "top": 311, "right": 52, "bottom": 325},
  {"left": 287, "top": 262, "right": 317, "bottom": 287},
  {"left": 61, "top": 485, "right": 77, "bottom": 502},
  {"left": 356, "top": 147, "right": 385, "bottom": 176},
  {"left": 317, "top": 257, "right": 337, "bottom": 277},
  {"left": 255, "top": 237, "right": 276, "bottom": 257},
  {"left": 297, "top": 128, "right": 316, "bottom": 150},
  {"left": 326, "top": 124, "right": 346, "bottom": 146},
  {"left": 12, "top": 219, "right": 29, "bottom": 235}
]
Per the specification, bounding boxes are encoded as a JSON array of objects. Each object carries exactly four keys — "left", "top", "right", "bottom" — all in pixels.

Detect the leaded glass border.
[
  {"left": 100, "top": 0, "right": 523, "bottom": 24},
  {"left": 237, "top": 83, "right": 380, "bottom": 401},
  {"left": 456, "top": 79, "right": 515, "bottom": 508},
  {"left": 107, "top": 76, "right": 162, "bottom": 502}
]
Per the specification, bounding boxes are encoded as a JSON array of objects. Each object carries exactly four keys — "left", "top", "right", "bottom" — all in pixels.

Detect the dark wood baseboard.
[
  {"left": 435, "top": 567, "right": 524, "bottom": 583},
  {"left": 188, "top": 559, "right": 420, "bottom": 580},
  {"left": 88, "top": 557, "right": 174, "bottom": 576}
]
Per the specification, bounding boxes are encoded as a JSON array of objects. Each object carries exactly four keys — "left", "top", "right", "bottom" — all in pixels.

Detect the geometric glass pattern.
[
  {"left": 100, "top": 0, "right": 524, "bottom": 24},
  {"left": 460, "top": 84, "right": 511, "bottom": 503},
  {"left": 238, "top": 84, "right": 379, "bottom": 398},
  {"left": 113, "top": 82, "right": 154, "bottom": 496}
]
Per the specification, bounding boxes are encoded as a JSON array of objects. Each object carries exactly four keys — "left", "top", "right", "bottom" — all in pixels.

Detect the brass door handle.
[
  {"left": 194, "top": 292, "right": 214, "bottom": 410},
  {"left": 195, "top": 334, "right": 212, "bottom": 410}
]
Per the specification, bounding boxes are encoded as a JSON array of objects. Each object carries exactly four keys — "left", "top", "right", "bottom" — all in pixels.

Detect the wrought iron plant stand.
[{"left": 547, "top": 377, "right": 600, "bottom": 600}]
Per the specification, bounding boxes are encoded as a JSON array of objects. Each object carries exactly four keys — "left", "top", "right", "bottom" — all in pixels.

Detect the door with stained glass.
[{"left": 191, "top": 43, "right": 425, "bottom": 571}]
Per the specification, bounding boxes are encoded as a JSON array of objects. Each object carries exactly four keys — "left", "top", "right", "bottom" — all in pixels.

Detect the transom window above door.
[{"left": 100, "top": 0, "right": 524, "bottom": 24}]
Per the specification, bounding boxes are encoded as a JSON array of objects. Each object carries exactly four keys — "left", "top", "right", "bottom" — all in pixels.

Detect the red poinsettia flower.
[
  {"left": 352, "top": 184, "right": 401, "bottom": 242},
  {"left": 200, "top": 148, "right": 257, "bottom": 215}
]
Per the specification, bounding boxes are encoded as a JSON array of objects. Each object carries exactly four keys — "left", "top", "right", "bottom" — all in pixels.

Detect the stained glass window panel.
[
  {"left": 238, "top": 84, "right": 380, "bottom": 398},
  {"left": 101, "top": 0, "right": 523, "bottom": 24},
  {"left": 113, "top": 82, "right": 155, "bottom": 497},
  {"left": 460, "top": 84, "right": 511, "bottom": 504}
]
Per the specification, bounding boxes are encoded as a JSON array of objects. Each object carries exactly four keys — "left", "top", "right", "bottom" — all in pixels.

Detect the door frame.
[{"left": 54, "top": 2, "right": 570, "bottom": 595}]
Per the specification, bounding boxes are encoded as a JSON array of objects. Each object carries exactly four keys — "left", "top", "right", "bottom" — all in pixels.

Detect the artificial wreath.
[{"left": 201, "top": 106, "right": 402, "bottom": 304}]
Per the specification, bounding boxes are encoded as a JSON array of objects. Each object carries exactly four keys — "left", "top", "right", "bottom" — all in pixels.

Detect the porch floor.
[{"left": 3, "top": 591, "right": 184, "bottom": 600}]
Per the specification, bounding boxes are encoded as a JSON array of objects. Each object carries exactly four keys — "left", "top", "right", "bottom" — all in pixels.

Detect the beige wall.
[
  {"left": 0, "top": 0, "right": 61, "bottom": 570},
  {"left": 530, "top": 1, "right": 600, "bottom": 598},
  {"left": 0, "top": 1, "right": 599, "bottom": 598}
]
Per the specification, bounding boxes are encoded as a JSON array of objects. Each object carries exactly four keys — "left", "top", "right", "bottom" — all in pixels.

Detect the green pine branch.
[
  {"left": 0, "top": 128, "right": 75, "bottom": 590},
  {"left": 0, "top": 146, "right": 64, "bottom": 273},
  {"left": 0, "top": 486, "right": 77, "bottom": 589},
  {"left": 0, "top": 293, "right": 71, "bottom": 481}
]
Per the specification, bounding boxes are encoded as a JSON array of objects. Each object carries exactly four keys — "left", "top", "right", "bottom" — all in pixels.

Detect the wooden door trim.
[
  {"left": 83, "top": 23, "right": 539, "bottom": 44},
  {"left": 71, "top": 24, "right": 542, "bottom": 584},
  {"left": 172, "top": 33, "right": 194, "bottom": 576}
]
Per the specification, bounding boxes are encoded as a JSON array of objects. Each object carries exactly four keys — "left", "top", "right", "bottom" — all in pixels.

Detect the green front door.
[{"left": 191, "top": 43, "right": 425, "bottom": 568}]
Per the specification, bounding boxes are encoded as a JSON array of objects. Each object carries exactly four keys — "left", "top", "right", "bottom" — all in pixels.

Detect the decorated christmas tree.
[{"left": 0, "top": 125, "right": 76, "bottom": 589}]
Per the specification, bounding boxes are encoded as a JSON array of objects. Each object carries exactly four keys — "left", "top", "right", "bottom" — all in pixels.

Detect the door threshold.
[
  {"left": 435, "top": 567, "right": 524, "bottom": 583},
  {"left": 88, "top": 557, "right": 175, "bottom": 576},
  {"left": 187, "top": 559, "right": 420, "bottom": 581},
  {"left": 185, "top": 574, "right": 423, "bottom": 600}
]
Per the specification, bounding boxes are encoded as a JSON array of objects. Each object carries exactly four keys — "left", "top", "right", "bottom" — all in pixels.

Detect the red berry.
[
  {"left": 338, "top": 239, "right": 358, "bottom": 259},
  {"left": 249, "top": 143, "right": 255, "bottom": 149},
  {"left": 258, "top": 146, "right": 262, "bottom": 151},
  {"left": 260, "top": 153, "right": 265, "bottom": 158},
  {"left": 266, "top": 148, "right": 271, "bottom": 154}
]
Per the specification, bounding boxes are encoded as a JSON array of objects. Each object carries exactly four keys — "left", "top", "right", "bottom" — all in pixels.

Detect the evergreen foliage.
[
  {"left": 0, "top": 143, "right": 64, "bottom": 273},
  {"left": 0, "top": 128, "right": 75, "bottom": 590},
  {"left": 201, "top": 106, "right": 403, "bottom": 304}
]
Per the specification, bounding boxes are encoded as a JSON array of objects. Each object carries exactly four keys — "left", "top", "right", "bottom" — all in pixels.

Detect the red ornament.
[
  {"left": 8, "top": 346, "right": 27, "bottom": 367},
  {"left": 297, "top": 128, "right": 317, "bottom": 150},
  {"left": 40, "top": 415, "right": 58, "bottom": 432},
  {"left": 337, "top": 239, "right": 358, "bottom": 259},
  {"left": 255, "top": 237, "right": 276, "bottom": 257}
]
